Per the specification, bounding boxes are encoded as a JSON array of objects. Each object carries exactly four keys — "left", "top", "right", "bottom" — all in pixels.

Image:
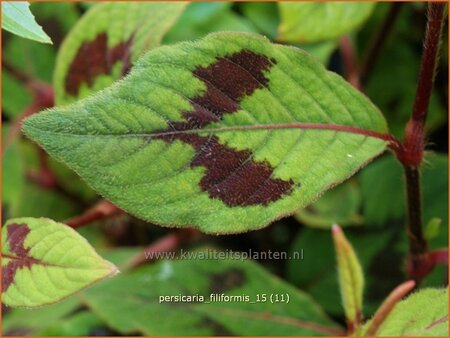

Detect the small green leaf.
[
  {"left": 24, "top": 32, "right": 389, "bottom": 234},
  {"left": 82, "top": 254, "right": 343, "bottom": 336},
  {"left": 2, "top": 217, "right": 118, "bottom": 307},
  {"left": 366, "top": 288, "right": 448, "bottom": 336},
  {"left": 425, "top": 217, "right": 442, "bottom": 240},
  {"left": 332, "top": 225, "right": 364, "bottom": 333},
  {"left": 1, "top": 2, "right": 52, "bottom": 44},
  {"left": 54, "top": 1, "right": 187, "bottom": 105},
  {"left": 288, "top": 227, "right": 396, "bottom": 317},
  {"left": 278, "top": 2, "right": 376, "bottom": 43}
]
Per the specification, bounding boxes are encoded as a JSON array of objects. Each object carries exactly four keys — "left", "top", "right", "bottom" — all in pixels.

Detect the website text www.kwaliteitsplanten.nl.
[{"left": 144, "top": 248, "right": 304, "bottom": 261}]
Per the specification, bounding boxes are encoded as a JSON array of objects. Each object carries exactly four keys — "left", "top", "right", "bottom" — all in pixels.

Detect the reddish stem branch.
[
  {"left": 27, "top": 148, "right": 58, "bottom": 189},
  {"left": 399, "top": 3, "right": 446, "bottom": 167},
  {"left": 396, "top": 3, "right": 446, "bottom": 282},
  {"left": 340, "top": 35, "right": 361, "bottom": 90},
  {"left": 429, "top": 248, "right": 449, "bottom": 265},
  {"left": 64, "top": 200, "right": 123, "bottom": 229},
  {"left": 360, "top": 2, "right": 403, "bottom": 85},
  {"left": 123, "top": 228, "right": 200, "bottom": 270},
  {"left": 365, "top": 280, "right": 416, "bottom": 336}
]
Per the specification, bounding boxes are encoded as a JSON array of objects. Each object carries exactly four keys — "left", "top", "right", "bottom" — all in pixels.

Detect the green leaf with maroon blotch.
[
  {"left": 53, "top": 1, "right": 187, "bottom": 105},
  {"left": 23, "top": 32, "right": 390, "bottom": 234},
  {"left": 2, "top": 218, "right": 118, "bottom": 307},
  {"left": 278, "top": 2, "right": 376, "bottom": 43}
]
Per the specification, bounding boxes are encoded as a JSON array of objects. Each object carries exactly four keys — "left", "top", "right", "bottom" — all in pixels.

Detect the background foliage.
[{"left": 2, "top": 1, "right": 448, "bottom": 336}]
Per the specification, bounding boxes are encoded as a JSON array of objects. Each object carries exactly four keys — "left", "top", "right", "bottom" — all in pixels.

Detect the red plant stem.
[
  {"left": 27, "top": 148, "right": 58, "bottom": 188},
  {"left": 397, "top": 3, "right": 446, "bottom": 281},
  {"left": 123, "top": 228, "right": 200, "bottom": 270},
  {"left": 64, "top": 200, "right": 123, "bottom": 229},
  {"left": 340, "top": 35, "right": 361, "bottom": 90},
  {"left": 365, "top": 280, "right": 416, "bottom": 336},
  {"left": 400, "top": 3, "right": 446, "bottom": 167},
  {"left": 429, "top": 248, "right": 449, "bottom": 265},
  {"left": 360, "top": 2, "right": 403, "bottom": 85}
]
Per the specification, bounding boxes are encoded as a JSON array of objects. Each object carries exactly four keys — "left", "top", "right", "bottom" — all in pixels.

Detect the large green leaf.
[
  {"left": 24, "top": 32, "right": 390, "bottom": 234},
  {"left": 1, "top": 2, "right": 52, "bottom": 44},
  {"left": 365, "top": 288, "right": 448, "bottom": 336},
  {"left": 82, "top": 254, "right": 342, "bottom": 336},
  {"left": 54, "top": 1, "right": 187, "bottom": 105},
  {"left": 2, "top": 217, "right": 118, "bottom": 307},
  {"left": 278, "top": 2, "right": 375, "bottom": 43}
]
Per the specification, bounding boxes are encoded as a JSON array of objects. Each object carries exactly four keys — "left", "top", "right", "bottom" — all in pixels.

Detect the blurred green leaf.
[
  {"left": 83, "top": 255, "right": 342, "bottom": 335},
  {"left": 359, "top": 154, "right": 448, "bottom": 244},
  {"left": 54, "top": 1, "right": 187, "bottom": 105},
  {"left": 2, "top": 298, "right": 81, "bottom": 335},
  {"left": 1, "top": 2, "right": 52, "bottom": 44},
  {"left": 163, "top": 2, "right": 258, "bottom": 43},
  {"left": 278, "top": 2, "right": 375, "bottom": 43},
  {"left": 1, "top": 72, "right": 32, "bottom": 118},
  {"left": 30, "top": 2, "right": 79, "bottom": 36},
  {"left": 38, "top": 311, "right": 106, "bottom": 336},
  {"left": 239, "top": 2, "right": 279, "bottom": 39},
  {"left": 2, "top": 125, "right": 26, "bottom": 216},
  {"left": 3, "top": 34, "right": 56, "bottom": 83},
  {"left": 295, "top": 180, "right": 363, "bottom": 229},
  {"left": 425, "top": 217, "right": 442, "bottom": 241}
]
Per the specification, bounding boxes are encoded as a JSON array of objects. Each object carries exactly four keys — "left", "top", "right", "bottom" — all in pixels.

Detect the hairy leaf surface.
[
  {"left": 2, "top": 218, "right": 118, "bottom": 307},
  {"left": 24, "top": 32, "right": 390, "bottom": 233},
  {"left": 278, "top": 2, "right": 375, "bottom": 43},
  {"left": 366, "top": 288, "right": 448, "bottom": 336},
  {"left": 54, "top": 1, "right": 187, "bottom": 105},
  {"left": 1, "top": 2, "right": 52, "bottom": 44},
  {"left": 83, "top": 255, "right": 342, "bottom": 336}
]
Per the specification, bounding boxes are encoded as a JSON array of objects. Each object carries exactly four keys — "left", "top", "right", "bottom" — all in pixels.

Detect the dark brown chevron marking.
[
  {"left": 156, "top": 49, "right": 294, "bottom": 206},
  {"left": 2, "top": 223, "right": 40, "bottom": 292},
  {"left": 65, "top": 32, "right": 134, "bottom": 96}
]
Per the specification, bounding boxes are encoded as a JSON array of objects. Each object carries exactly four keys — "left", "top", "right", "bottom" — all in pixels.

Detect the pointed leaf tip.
[{"left": 332, "top": 225, "right": 364, "bottom": 334}]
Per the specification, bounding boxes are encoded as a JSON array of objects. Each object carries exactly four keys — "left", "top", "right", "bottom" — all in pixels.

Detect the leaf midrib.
[{"left": 28, "top": 121, "right": 395, "bottom": 143}]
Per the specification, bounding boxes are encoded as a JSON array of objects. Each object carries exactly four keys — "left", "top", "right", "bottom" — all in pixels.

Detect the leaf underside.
[
  {"left": 2, "top": 218, "right": 118, "bottom": 307},
  {"left": 24, "top": 32, "right": 389, "bottom": 234}
]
